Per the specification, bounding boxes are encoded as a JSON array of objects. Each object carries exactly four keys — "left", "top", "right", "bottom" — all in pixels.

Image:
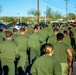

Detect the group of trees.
[
  {"left": 28, "top": 7, "right": 76, "bottom": 22},
  {"left": 0, "top": 5, "right": 76, "bottom": 23},
  {"left": 27, "top": 7, "right": 62, "bottom": 21}
]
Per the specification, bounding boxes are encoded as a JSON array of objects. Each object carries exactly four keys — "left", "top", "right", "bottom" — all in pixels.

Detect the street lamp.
[{"left": 18, "top": 13, "right": 20, "bottom": 23}]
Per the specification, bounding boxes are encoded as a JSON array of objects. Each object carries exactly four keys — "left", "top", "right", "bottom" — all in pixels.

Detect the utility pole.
[
  {"left": 0, "top": 5, "right": 2, "bottom": 23},
  {"left": 28, "top": 10, "right": 30, "bottom": 17},
  {"left": 65, "top": 0, "right": 68, "bottom": 21},
  {"left": 45, "top": 0, "right": 46, "bottom": 24},
  {"left": 37, "top": 0, "right": 40, "bottom": 23},
  {"left": 75, "top": 6, "right": 76, "bottom": 19}
]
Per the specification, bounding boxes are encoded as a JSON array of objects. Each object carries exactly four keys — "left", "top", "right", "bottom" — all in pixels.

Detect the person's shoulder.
[
  {"left": 0, "top": 35, "right": 3, "bottom": 38},
  {"left": 0, "top": 31, "right": 2, "bottom": 33},
  {"left": 34, "top": 55, "right": 45, "bottom": 63},
  {"left": 0, "top": 41, "right": 4, "bottom": 48},
  {"left": 38, "top": 29, "right": 43, "bottom": 32},
  {"left": 15, "top": 34, "right": 21, "bottom": 39},
  {"left": 0, "top": 40, "right": 9, "bottom": 46},
  {"left": 53, "top": 42, "right": 58, "bottom": 45},
  {"left": 62, "top": 42, "right": 69, "bottom": 46},
  {"left": 52, "top": 56, "right": 59, "bottom": 61},
  {"left": 35, "top": 55, "right": 60, "bottom": 64},
  {"left": 8, "top": 41, "right": 17, "bottom": 47},
  {"left": 50, "top": 34, "right": 56, "bottom": 38},
  {"left": 0, "top": 41, "right": 4, "bottom": 44},
  {"left": 29, "top": 33, "right": 36, "bottom": 38},
  {"left": 11, "top": 40, "right": 16, "bottom": 43},
  {"left": 64, "top": 36, "right": 70, "bottom": 39},
  {"left": 59, "top": 42, "right": 70, "bottom": 49},
  {"left": 24, "top": 35, "right": 28, "bottom": 40},
  {"left": 34, "top": 55, "right": 51, "bottom": 62}
]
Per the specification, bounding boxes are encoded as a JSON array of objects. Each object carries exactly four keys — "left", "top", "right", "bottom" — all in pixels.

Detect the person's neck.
[
  {"left": 20, "top": 32, "right": 25, "bottom": 35},
  {"left": 64, "top": 34, "right": 66, "bottom": 36},
  {"left": 58, "top": 40, "right": 63, "bottom": 42},
  {"left": 14, "top": 33, "right": 17, "bottom": 34},
  {"left": 47, "top": 53, "right": 53, "bottom": 56},
  {"left": 6, "top": 38, "right": 12, "bottom": 41},
  {"left": 34, "top": 31, "right": 38, "bottom": 33}
]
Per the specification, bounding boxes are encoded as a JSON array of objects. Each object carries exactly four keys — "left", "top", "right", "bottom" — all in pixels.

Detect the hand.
[{"left": 68, "top": 64, "right": 73, "bottom": 75}]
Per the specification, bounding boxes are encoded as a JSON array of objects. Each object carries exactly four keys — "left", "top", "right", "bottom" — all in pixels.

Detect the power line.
[
  {"left": 69, "top": 1, "right": 75, "bottom": 7},
  {"left": 50, "top": 0, "right": 61, "bottom": 7},
  {"left": 43, "top": 0, "right": 65, "bottom": 10},
  {"left": 42, "top": 0, "right": 66, "bottom": 16}
]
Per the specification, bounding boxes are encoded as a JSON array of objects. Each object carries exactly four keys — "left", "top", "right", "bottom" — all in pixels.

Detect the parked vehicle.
[
  {"left": 6, "top": 23, "right": 12, "bottom": 29},
  {"left": 15, "top": 23, "right": 28, "bottom": 30},
  {"left": 0, "top": 23, "right": 6, "bottom": 31}
]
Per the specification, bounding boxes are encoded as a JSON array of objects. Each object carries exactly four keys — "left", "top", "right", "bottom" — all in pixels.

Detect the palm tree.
[
  {"left": 67, "top": 13, "right": 76, "bottom": 20},
  {"left": 29, "top": 9, "right": 40, "bottom": 17}
]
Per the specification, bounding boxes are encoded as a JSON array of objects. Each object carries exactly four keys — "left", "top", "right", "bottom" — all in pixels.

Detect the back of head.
[
  {"left": 6, "top": 31, "right": 12, "bottom": 38},
  {"left": 13, "top": 28, "right": 18, "bottom": 33},
  {"left": 63, "top": 30, "right": 67, "bottom": 35},
  {"left": 56, "top": 33, "right": 64, "bottom": 41},
  {"left": 44, "top": 43, "right": 54, "bottom": 54},
  {"left": 2, "top": 26, "right": 6, "bottom": 32},
  {"left": 53, "top": 28, "right": 58, "bottom": 32},
  {"left": 68, "top": 27, "right": 71, "bottom": 30},
  {"left": 33, "top": 26, "right": 38, "bottom": 32},
  {"left": 20, "top": 28, "right": 25, "bottom": 32},
  {"left": 34, "top": 26, "right": 38, "bottom": 30},
  {"left": 25, "top": 25, "right": 28, "bottom": 29},
  {"left": 22, "top": 24, "right": 25, "bottom": 28}
]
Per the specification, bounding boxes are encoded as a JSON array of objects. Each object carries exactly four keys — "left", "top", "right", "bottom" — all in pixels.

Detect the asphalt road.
[{"left": 73, "top": 63, "right": 76, "bottom": 75}]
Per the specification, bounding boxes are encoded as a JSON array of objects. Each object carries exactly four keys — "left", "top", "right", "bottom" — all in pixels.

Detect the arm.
[
  {"left": 30, "top": 62, "right": 37, "bottom": 75},
  {"left": 0, "top": 45, "right": 1, "bottom": 60},
  {"left": 14, "top": 46, "right": 20, "bottom": 58},
  {"left": 47, "top": 37, "right": 51, "bottom": 43},
  {"left": 67, "top": 49, "right": 73, "bottom": 75}
]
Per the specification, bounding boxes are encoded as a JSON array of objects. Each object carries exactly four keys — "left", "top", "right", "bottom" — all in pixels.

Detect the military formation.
[{"left": 0, "top": 22, "right": 76, "bottom": 75}]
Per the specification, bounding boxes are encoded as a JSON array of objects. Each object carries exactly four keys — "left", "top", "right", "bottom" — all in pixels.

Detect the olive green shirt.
[
  {"left": 38, "top": 28, "right": 49, "bottom": 43},
  {"left": 12, "top": 34, "right": 18, "bottom": 41},
  {"left": 63, "top": 36, "right": 75, "bottom": 54},
  {"left": 53, "top": 42, "right": 70, "bottom": 63},
  {"left": 30, "top": 54, "right": 62, "bottom": 75},
  {"left": 0, "top": 32, "right": 6, "bottom": 40},
  {"left": 28, "top": 32, "right": 43, "bottom": 48},
  {"left": 0, "top": 40, "right": 19, "bottom": 61},
  {"left": 15, "top": 34, "right": 28, "bottom": 57},
  {"left": 74, "top": 31, "right": 76, "bottom": 41},
  {"left": 47, "top": 34, "right": 57, "bottom": 45},
  {"left": 0, "top": 36, "right": 3, "bottom": 42}
]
